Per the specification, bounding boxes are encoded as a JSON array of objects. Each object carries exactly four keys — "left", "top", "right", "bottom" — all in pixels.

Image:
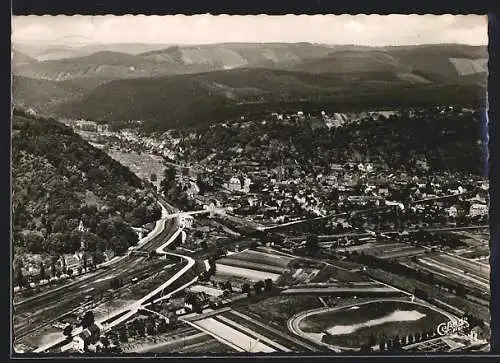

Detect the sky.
[{"left": 12, "top": 14, "right": 488, "bottom": 46}]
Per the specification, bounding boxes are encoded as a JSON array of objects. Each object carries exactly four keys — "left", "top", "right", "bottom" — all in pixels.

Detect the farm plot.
[
  {"left": 108, "top": 149, "right": 165, "bottom": 186},
  {"left": 378, "top": 247, "right": 426, "bottom": 260},
  {"left": 237, "top": 295, "right": 325, "bottom": 327},
  {"left": 215, "top": 264, "right": 281, "bottom": 281},
  {"left": 415, "top": 257, "right": 489, "bottom": 291},
  {"left": 189, "top": 285, "right": 224, "bottom": 297},
  {"left": 219, "top": 250, "right": 292, "bottom": 270},
  {"left": 312, "top": 266, "right": 374, "bottom": 283},
  {"left": 215, "top": 249, "right": 292, "bottom": 282},
  {"left": 435, "top": 254, "right": 489, "bottom": 280},
  {"left": 449, "top": 57, "right": 488, "bottom": 76},
  {"left": 216, "top": 259, "right": 284, "bottom": 274}
]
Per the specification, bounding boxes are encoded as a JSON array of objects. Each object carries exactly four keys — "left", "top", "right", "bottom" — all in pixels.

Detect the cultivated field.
[
  {"left": 219, "top": 250, "right": 292, "bottom": 269},
  {"left": 108, "top": 149, "right": 165, "bottom": 187},
  {"left": 238, "top": 295, "right": 325, "bottom": 327},
  {"left": 215, "top": 264, "right": 281, "bottom": 281},
  {"left": 215, "top": 249, "right": 293, "bottom": 282},
  {"left": 415, "top": 256, "right": 489, "bottom": 292},
  {"left": 449, "top": 57, "right": 488, "bottom": 76}
]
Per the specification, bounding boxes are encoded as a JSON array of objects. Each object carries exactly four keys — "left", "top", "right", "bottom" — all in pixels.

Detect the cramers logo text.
[{"left": 437, "top": 317, "right": 469, "bottom": 336}]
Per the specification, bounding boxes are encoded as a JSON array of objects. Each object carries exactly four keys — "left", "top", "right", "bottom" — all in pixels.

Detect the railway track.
[{"left": 14, "top": 203, "right": 180, "bottom": 342}]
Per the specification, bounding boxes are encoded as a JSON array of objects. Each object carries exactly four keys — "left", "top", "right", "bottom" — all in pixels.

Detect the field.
[
  {"left": 215, "top": 249, "right": 293, "bottom": 282},
  {"left": 215, "top": 264, "right": 281, "bottom": 281},
  {"left": 216, "top": 259, "right": 284, "bottom": 274},
  {"left": 297, "top": 300, "right": 450, "bottom": 349},
  {"left": 237, "top": 295, "right": 325, "bottom": 327},
  {"left": 108, "top": 149, "right": 165, "bottom": 187},
  {"left": 219, "top": 250, "right": 292, "bottom": 270},
  {"left": 364, "top": 268, "right": 490, "bottom": 321},
  {"left": 311, "top": 265, "right": 372, "bottom": 283},
  {"left": 414, "top": 255, "right": 489, "bottom": 292}
]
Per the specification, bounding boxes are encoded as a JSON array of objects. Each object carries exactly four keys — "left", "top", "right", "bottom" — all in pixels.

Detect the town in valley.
[{"left": 11, "top": 14, "right": 490, "bottom": 355}]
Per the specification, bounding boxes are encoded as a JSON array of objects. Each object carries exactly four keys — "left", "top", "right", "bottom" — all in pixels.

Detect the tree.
[
  {"left": 47, "top": 232, "right": 68, "bottom": 255},
  {"left": 136, "top": 319, "right": 146, "bottom": 337},
  {"left": 305, "top": 234, "right": 320, "bottom": 256},
  {"left": 92, "top": 251, "right": 105, "bottom": 265},
  {"left": 81, "top": 311, "right": 95, "bottom": 329},
  {"left": 111, "top": 236, "right": 128, "bottom": 256},
  {"left": 145, "top": 320, "right": 156, "bottom": 335},
  {"left": 15, "top": 263, "right": 25, "bottom": 289},
  {"left": 63, "top": 324, "right": 73, "bottom": 337},
  {"left": 368, "top": 333, "right": 376, "bottom": 348},
  {"left": 52, "top": 216, "right": 69, "bottom": 234},
  {"left": 253, "top": 280, "right": 265, "bottom": 294},
  {"left": 208, "top": 257, "right": 217, "bottom": 276},
  {"left": 39, "top": 262, "right": 46, "bottom": 281},
  {"left": 100, "top": 336, "right": 110, "bottom": 349},
  {"left": 82, "top": 254, "right": 88, "bottom": 271},
  {"left": 264, "top": 279, "right": 273, "bottom": 292},
  {"left": 157, "top": 319, "right": 168, "bottom": 334},
  {"left": 50, "top": 259, "right": 57, "bottom": 277},
  {"left": 118, "top": 327, "right": 128, "bottom": 342},
  {"left": 242, "top": 283, "right": 251, "bottom": 294},
  {"left": 25, "top": 231, "right": 44, "bottom": 254}
]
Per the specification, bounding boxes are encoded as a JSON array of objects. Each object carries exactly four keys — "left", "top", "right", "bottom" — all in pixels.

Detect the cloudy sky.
[{"left": 12, "top": 14, "right": 487, "bottom": 46}]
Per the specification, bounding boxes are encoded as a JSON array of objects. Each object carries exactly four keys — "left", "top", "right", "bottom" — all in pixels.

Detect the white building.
[
  {"left": 224, "top": 176, "right": 242, "bottom": 192},
  {"left": 469, "top": 203, "right": 488, "bottom": 217},
  {"left": 448, "top": 206, "right": 459, "bottom": 218}
]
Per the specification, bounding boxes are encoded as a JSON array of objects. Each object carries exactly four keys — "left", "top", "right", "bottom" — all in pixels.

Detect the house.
[
  {"left": 224, "top": 176, "right": 242, "bottom": 192},
  {"left": 132, "top": 227, "right": 148, "bottom": 240},
  {"left": 448, "top": 206, "right": 459, "bottom": 218},
  {"left": 378, "top": 188, "right": 390, "bottom": 197},
  {"left": 103, "top": 249, "right": 115, "bottom": 262},
  {"left": 469, "top": 203, "right": 488, "bottom": 217},
  {"left": 64, "top": 254, "right": 80, "bottom": 270},
  {"left": 184, "top": 291, "right": 210, "bottom": 312},
  {"left": 72, "top": 322, "right": 102, "bottom": 352}
]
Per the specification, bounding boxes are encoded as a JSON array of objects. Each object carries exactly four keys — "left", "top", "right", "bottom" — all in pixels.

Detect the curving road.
[{"left": 32, "top": 204, "right": 199, "bottom": 353}]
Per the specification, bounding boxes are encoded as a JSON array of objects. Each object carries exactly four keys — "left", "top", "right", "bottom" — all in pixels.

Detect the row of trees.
[
  {"left": 13, "top": 254, "right": 102, "bottom": 289},
  {"left": 241, "top": 278, "right": 274, "bottom": 296}
]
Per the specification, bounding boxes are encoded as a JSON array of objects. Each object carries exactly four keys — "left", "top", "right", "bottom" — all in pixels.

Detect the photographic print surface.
[{"left": 11, "top": 14, "right": 490, "bottom": 355}]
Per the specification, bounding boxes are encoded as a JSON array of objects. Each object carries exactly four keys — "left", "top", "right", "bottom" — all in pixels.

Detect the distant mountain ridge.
[
  {"left": 11, "top": 43, "right": 487, "bottom": 131},
  {"left": 53, "top": 68, "right": 485, "bottom": 131},
  {"left": 12, "top": 43, "right": 487, "bottom": 84}
]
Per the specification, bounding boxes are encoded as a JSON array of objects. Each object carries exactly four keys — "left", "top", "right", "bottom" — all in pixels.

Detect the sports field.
[{"left": 296, "top": 300, "right": 451, "bottom": 349}]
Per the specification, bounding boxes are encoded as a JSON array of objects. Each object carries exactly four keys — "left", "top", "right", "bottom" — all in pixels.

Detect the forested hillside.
[{"left": 12, "top": 110, "right": 161, "bottom": 257}]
